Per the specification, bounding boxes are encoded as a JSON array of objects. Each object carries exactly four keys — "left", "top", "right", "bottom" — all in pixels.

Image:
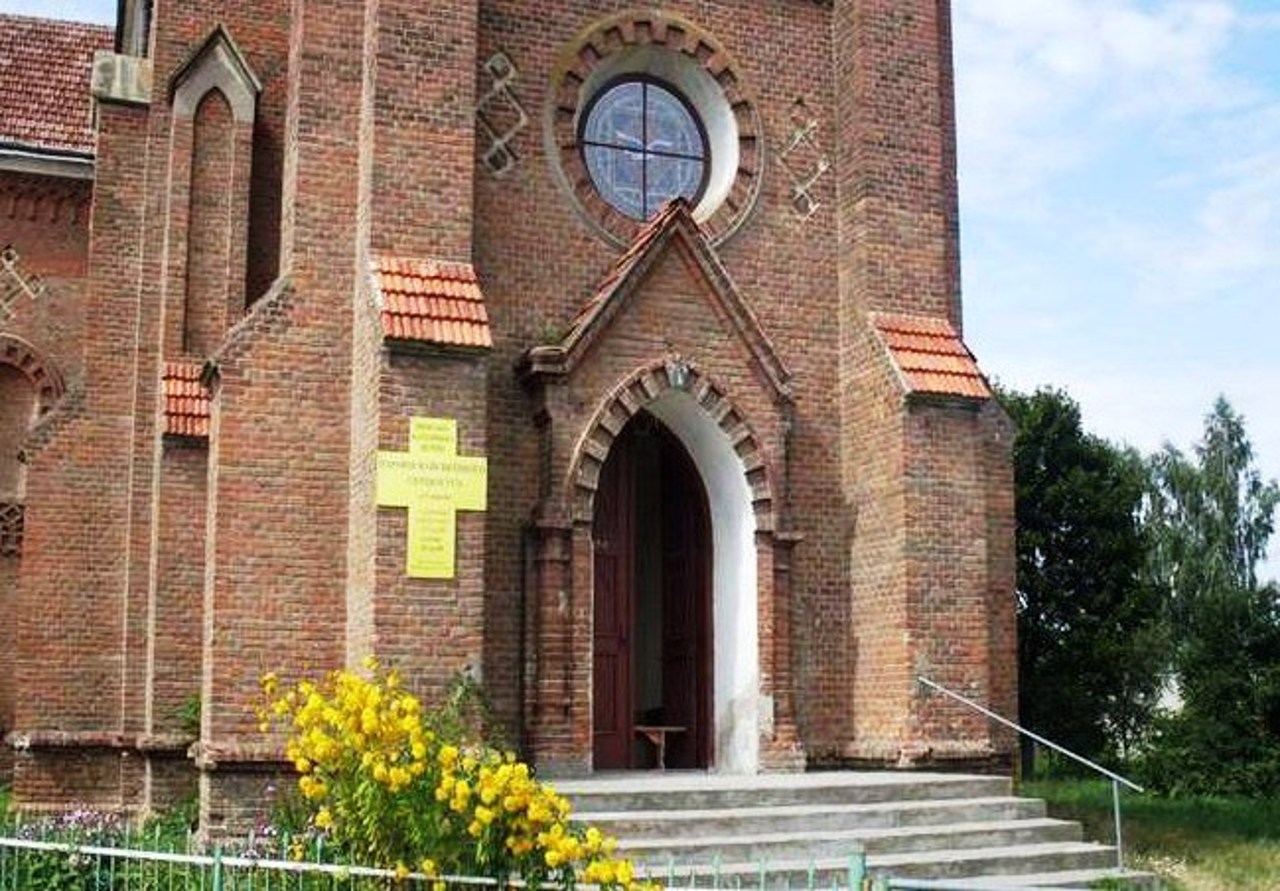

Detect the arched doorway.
[{"left": 592, "top": 411, "right": 713, "bottom": 770}]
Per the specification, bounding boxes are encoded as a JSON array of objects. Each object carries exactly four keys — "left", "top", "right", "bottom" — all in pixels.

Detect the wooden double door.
[{"left": 592, "top": 413, "right": 712, "bottom": 770}]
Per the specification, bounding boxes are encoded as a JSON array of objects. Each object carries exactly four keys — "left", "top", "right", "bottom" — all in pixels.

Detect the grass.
[{"left": 1023, "top": 779, "right": 1280, "bottom": 890}]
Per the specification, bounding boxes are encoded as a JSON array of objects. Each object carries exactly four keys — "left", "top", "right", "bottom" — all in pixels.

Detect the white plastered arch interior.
[{"left": 645, "top": 389, "right": 759, "bottom": 774}]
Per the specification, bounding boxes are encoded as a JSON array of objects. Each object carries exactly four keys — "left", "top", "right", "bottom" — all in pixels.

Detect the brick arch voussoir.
[
  {"left": 566, "top": 359, "right": 776, "bottom": 529},
  {"left": 548, "top": 8, "right": 765, "bottom": 247},
  {"left": 0, "top": 334, "right": 67, "bottom": 415}
]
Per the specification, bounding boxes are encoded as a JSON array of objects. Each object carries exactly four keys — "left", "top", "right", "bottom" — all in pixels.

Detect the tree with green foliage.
[
  {"left": 1141, "top": 397, "right": 1280, "bottom": 796},
  {"left": 999, "top": 386, "right": 1166, "bottom": 774}
]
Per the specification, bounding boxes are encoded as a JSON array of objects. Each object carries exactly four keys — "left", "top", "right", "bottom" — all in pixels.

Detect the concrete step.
[
  {"left": 560, "top": 773, "right": 1149, "bottom": 888},
  {"left": 581, "top": 796, "right": 1047, "bottom": 839},
  {"left": 560, "top": 772, "right": 1012, "bottom": 814},
  {"left": 933, "top": 867, "right": 1162, "bottom": 888},
  {"left": 640, "top": 843, "right": 1123, "bottom": 888},
  {"left": 875, "top": 841, "right": 1118, "bottom": 879},
  {"left": 621, "top": 818, "right": 1082, "bottom": 866}
]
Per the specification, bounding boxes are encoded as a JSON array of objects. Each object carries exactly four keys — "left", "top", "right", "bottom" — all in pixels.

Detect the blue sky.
[{"left": 12, "top": 1, "right": 1280, "bottom": 575}]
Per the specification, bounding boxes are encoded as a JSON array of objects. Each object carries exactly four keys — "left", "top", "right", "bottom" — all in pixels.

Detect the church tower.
[{"left": 4, "top": 0, "right": 1015, "bottom": 829}]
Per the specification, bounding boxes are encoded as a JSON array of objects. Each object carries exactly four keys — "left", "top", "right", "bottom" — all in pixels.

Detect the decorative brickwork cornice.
[{"left": 0, "top": 176, "right": 92, "bottom": 225}]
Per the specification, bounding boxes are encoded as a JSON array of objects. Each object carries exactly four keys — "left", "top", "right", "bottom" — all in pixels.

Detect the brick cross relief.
[
  {"left": 1, "top": 246, "right": 47, "bottom": 322},
  {"left": 376, "top": 417, "right": 487, "bottom": 580}
]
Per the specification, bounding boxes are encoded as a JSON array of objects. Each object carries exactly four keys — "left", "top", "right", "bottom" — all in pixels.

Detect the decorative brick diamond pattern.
[
  {"left": 476, "top": 51, "right": 528, "bottom": 176},
  {"left": 871, "top": 313, "right": 992, "bottom": 400},
  {"left": 372, "top": 256, "right": 492, "bottom": 348},
  {"left": 0, "top": 501, "right": 22, "bottom": 557},
  {"left": 776, "top": 100, "right": 831, "bottom": 220}
]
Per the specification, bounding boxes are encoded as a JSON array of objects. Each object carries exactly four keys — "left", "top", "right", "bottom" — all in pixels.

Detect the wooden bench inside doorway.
[{"left": 634, "top": 725, "right": 686, "bottom": 770}]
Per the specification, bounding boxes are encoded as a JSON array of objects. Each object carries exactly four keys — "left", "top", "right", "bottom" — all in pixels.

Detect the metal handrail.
[{"left": 917, "top": 676, "right": 1143, "bottom": 872}]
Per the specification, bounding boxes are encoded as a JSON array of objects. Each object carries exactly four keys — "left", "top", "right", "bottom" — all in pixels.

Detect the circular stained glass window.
[{"left": 581, "top": 79, "right": 709, "bottom": 221}]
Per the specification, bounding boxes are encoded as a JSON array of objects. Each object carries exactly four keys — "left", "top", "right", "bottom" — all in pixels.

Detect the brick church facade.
[{"left": 0, "top": 0, "right": 1016, "bottom": 830}]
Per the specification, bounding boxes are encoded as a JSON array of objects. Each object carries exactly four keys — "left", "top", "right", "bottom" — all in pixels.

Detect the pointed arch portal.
[{"left": 590, "top": 389, "right": 760, "bottom": 773}]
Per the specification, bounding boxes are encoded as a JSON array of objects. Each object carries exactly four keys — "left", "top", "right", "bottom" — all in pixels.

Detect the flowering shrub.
[
  {"left": 11, "top": 808, "right": 127, "bottom": 890},
  {"left": 261, "top": 660, "right": 649, "bottom": 889}
]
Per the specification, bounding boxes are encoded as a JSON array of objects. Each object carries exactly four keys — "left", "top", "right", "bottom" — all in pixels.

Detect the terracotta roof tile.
[
  {"left": 372, "top": 256, "right": 492, "bottom": 348},
  {"left": 162, "top": 361, "right": 211, "bottom": 438},
  {"left": 870, "top": 312, "right": 992, "bottom": 400},
  {"left": 0, "top": 15, "right": 112, "bottom": 156}
]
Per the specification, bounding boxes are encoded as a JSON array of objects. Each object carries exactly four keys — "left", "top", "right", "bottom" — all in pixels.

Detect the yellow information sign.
[{"left": 376, "top": 417, "right": 487, "bottom": 579}]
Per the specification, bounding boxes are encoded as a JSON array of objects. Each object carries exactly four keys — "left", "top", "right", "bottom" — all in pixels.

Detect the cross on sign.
[{"left": 376, "top": 418, "right": 487, "bottom": 579}]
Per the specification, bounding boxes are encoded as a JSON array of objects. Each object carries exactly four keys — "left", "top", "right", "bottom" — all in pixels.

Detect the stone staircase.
[{"left": 558, "top": 772, "right": 1157, "bottom": 889}]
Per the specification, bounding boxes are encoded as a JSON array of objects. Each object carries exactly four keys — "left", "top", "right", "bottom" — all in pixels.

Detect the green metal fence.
[
  {"left": 0, "top": 835, "right": 488, "bottom": 890},
  {"left": 0, "top": 833, "right": 881, "bottom": 891}
]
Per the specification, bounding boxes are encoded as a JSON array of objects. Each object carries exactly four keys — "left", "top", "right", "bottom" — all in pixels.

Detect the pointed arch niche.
[
  {"left": 523, "top": 359, "right": 804, "bottom": 775},
  {"left": 164, "top": 26, "right": 260, "bottom": 360}
]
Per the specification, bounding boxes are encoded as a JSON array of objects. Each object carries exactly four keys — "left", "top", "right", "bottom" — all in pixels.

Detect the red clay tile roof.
[
  {"left": 373, "top": 256, "right": 492, "bottom": 348},
  {"left": 163, "top": 361, "right": 211, "bottom": 438},
  {"left": 870, "top": 312, "right": 992, "bottom": 400},
  {"left": 0, "top": 15, "right": 111, "bottom": 156}
]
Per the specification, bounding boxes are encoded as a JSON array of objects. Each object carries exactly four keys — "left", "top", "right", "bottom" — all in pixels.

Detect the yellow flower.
[{"left": 314, "top": 807, "right": 333, "bottom": 830}]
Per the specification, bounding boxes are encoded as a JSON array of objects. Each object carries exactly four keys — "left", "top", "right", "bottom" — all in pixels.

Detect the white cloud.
[{"left": 954, "top": 0, "right": 1248, "bottom": 210}]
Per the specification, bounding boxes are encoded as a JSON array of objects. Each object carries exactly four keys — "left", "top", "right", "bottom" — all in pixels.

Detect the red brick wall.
[
  {"left": 0, "top": 548, "right": 17, "bottom": 782},
  {"left": 376, "top": 353, "right": 489, "bottom": 703},
  {"left": 0, "top": 171, "right": 90, "bottom": 392},
  {"left": 198, "top": 0, "right": 378, "bottom": 832},
  {"left": 372, "top": 0, "right": 478, "bottom": 261},
  {"left": 0, "top": 366, "right": 33, "bottom": 497},
  {"left": 152, "top": 442, "right": 208, "bottom": 737},
  {"left": 8, "top": 0, "right": 1016, "bottom": 821},
  {"left": 10, "top": 99, "right": 152, "bottom": 806},
  {"left": 832, "top": 0, "right": 960, "bottom": 324}
]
